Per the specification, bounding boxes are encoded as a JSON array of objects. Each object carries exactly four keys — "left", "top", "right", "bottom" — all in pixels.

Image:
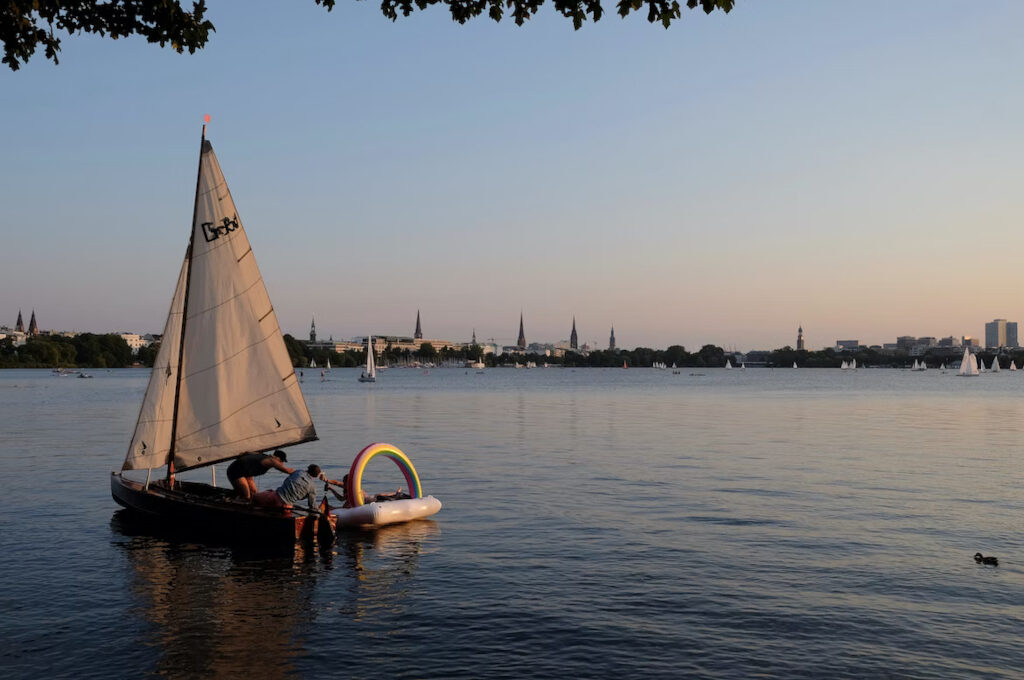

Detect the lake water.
[{"left": 0, "top": 367, "right": 1021, "bottom": 679}]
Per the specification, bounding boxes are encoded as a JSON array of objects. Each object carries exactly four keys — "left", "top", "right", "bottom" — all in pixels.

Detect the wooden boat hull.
[{"left": 111, "top": 472, "right": 333, "bottom": 548}]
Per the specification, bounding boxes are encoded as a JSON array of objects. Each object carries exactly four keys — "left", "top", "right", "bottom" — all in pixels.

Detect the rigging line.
[
  {"left": 173, "top": 425, "right": 315, "bottom": 456},
  {"left": 181, "top": 326, "right": 281, "bottom": 380},
  {"left": 176, "top": 382, "right": 310, "bottom": 441},
  {"left": 184, "top": 275, "right": 263, "bottom": 320}
]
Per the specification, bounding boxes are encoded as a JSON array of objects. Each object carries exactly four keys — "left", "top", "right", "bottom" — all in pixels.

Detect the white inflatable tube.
[{"left": 333, "top": 495, "right": 442, "bottom": 528}]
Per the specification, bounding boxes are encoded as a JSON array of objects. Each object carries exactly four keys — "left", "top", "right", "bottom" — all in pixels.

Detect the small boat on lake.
[
  {"left": 957, "top": 347, "right": 979, "bottom": 377},
  {"left": 111, "top": 126, "right": 438, "bottom": 548},
  {"left": 359, "top": 336, "right": 377, "bottom": 383}
]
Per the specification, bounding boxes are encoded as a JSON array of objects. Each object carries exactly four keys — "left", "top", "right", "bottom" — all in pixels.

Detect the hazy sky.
[{"left": 2, "top": 1, "right": 1022, "bottom": 350}]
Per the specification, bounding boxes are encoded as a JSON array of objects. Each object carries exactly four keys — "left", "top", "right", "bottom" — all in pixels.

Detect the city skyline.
[{"left": 2, "top": 3, "right": 1023, "bottom": 348}]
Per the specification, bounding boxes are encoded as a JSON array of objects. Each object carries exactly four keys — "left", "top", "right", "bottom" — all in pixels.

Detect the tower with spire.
[
  {"left": 517, "top": 313, "right": 526, "bottom": 349},
  {"left": 15, "top": 310, "right": 24, "bottom": 333},
  {"left": 309, "top": 317, "right": 317, "bottom": 343},
  {"left": 570, "top": 316, "right": 578, "bottom": 350},
  {"left": 472, "top": 328, "right": 477, "bottom": 345},
  {"left": 414, "top": 310, "right": 423, "bottom": 340},
  {"left": 609, "top": 326, "right": 616, "bottom": 351},
  {"left": 797, "top": 325, "right": 805, "bottom": 351},
  {"left": 27, "top": 310, "right": 38, "bottom": 336}
]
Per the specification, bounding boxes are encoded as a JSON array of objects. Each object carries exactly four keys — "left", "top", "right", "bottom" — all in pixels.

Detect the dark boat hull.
[{"left": 111, "top": 472, "right": 330, "bottom": 548}]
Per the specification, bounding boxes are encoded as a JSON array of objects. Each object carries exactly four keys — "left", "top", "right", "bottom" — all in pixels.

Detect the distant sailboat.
[
  {"left": 792, "top": 361, "right": 798, "bottom": 369},
  {"left": 957, "top": 347, "right": 979, "bottom": 377},
  {"left": 623, "top": 360, "right": 628, "bottom": 369},
  {"left": 1011, "top": 361, "right": 1018, "bottom": 371},
  {"left": 358, "top": 336, "right": 376, "bottom": 383},
  {"left": 309, "top": 357, "right": 316, "bottom": 368},
  {"left": 326, "top": 356, "right": 331, "bottom": 372},
  {"left": 850, "top": 359, "right": 857, "bottom": 370},
  {"left": 725, "top": 359, "right": 733, "bottom": 370},
  {"left": 990, "top": 357, "right": 1001, "bottom": 373},
  {"left": 741, "top": 363, "right": 746, "bottom": 370},
  {"left": 840, "top": 360, "right": 848, "bottom": 370}
]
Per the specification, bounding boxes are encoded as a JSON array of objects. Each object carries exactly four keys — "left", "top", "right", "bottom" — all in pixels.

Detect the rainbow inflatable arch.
[{"left": 346, "top": 443, "right": 424, "bottom": 507}]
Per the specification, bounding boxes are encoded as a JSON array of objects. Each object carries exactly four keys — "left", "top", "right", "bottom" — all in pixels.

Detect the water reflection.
[
  {"left": 331, "top": 521, "right": 440, "bottom": 621},
  {"left": 110, "top": 512, "right": 439, "bottom": 678}
]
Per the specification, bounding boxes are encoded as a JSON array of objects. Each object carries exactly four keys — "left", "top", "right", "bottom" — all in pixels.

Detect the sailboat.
[
  {"left": 957, "top": 347, "right": 979, "bottom": 376},
  {"left": 725, "top": 359, "right": 733, "bottom": 370},
  {"left": 850, "top": 359, "right": 857, "bottom": 370},
  {"left": 111, "top": 127, "right": 328, "bottom": 547},
  {"left": 326, "top": 356, "right": 331, "bottom": 372},
  {"left": 792, "top": 361, "right": 798, "bottom": 369},
  {"left": 110, "top": 128, "right": 437, "bottom": 545},
  {"left": 990, "top": 357, "right": 1001, "bottom": 373},
  {"left": 309, "top": 358, "right": 316, "bottom": 368},
  {"left": 359, "top": 336, "right": 377, "bottom": 383},
  {"left": 1011, "top": 361, "right": 1018, "bottom": 371},
  {"left": 840, "top": 360, "right": 848, "bottom": 370}
]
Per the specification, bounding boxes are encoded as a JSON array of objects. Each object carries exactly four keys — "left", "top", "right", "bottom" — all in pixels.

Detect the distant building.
[
  {"left": 609, "top": 326, "right": 616, "bottom": 351},
  {"left": 796, "top": 325, "right": 805, "bottom": 351},
  {"left": 896, "top": 336, "right": 916, "bottom": 352},
  {"left": 916, "top": 337, "right": 937, "bottom": 348},
  {"left": 985, "top": 319, "right": 1018, "bottom": 348},
  {"left": 309, "top": 317, "right": 317, "bottom": 343},
  {"left": 835, "top": 339, "right": 859, "bottom": 351},
  {"left": 119, "top": 333, "right": 146, "bottom": 355},
  {"left": 570, "top": 317, "right": 578, "bottom": 350},
  {"left": 517, "top": 313, "right": 526, "bottom": 349},
  {"left": 471, "top": 328, "right": 477, "bottom": 346},
  {"left": 962, "top": 336, "right": 980, "bottom": 348},
  {"left": 938, "top": 336, "right": 961, "bottom": 348},
  {"left": 15, "top": 310, "right": 24, "bottom": 333},
  {"left": 414, "top": 310, "right": 423, "bottom": 340},
  {"left": 27, "top": 310, "right": 38, "bottom": 336}
]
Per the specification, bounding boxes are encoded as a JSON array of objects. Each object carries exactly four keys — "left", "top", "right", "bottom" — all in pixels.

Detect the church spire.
[
  {"left": 309, "top": 316, "right": 317, "bottom": 343},
  {"left": 28, "top": 310, "right": 38, "bottom": 336},
  {"left": 414, "top": 310, "right": 423, "bottom": 339},
  {"left": 570, "top": 316, "right": 578, "bottom": 350},
  {"left": 609, "top": 325, "right": 616, "bottom": 351},
  {"left": 472, "top": 328, "right": 477, "bottom": 345},
  {"left": 517, "top": 312, "right": 526, "bottom": 349},
  {"left": 797, "top": 325, "right": 805, "bottom": 351},
  {"left": 15, "top": 309, "right": 24, "bottom": 333}
]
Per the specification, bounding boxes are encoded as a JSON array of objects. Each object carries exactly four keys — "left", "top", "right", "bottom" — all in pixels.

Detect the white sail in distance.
[
  {"left": 123, "top": 139, "right": 316, "bottom": 471},
  {"left": 957, "top": 348, "right": 979, "bottom": 376},
  {"left": 366, "top": 336, "right": 376, "bottom": 378}
]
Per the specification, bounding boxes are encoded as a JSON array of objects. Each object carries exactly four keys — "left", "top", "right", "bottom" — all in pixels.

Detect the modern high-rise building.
[
  {"left": 985, "top": 319, "right": 1018, "bottom": 348},
  {"left": 797, "top": 325, "right": 804, "bottom": 351},
  {"left": 414, "top": 310, "right": 423, "bottom": 340},
  {"left": 570, "top": 317, "right": 578, "bottom": 350},
  {"left": 517, "top": 313, "right": 526, "bottom": 349},
  {"left": 609, "top": 326, "right": 616, "bottom": 351}
]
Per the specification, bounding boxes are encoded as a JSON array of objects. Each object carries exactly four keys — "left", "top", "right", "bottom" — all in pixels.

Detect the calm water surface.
[{"left": 1, "top": 367, "right": 1022, "bottom": 678}]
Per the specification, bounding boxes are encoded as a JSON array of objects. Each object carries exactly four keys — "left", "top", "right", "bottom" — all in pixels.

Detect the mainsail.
[{"left": 124, "top": 139, "right": 316, "bottom": 472}]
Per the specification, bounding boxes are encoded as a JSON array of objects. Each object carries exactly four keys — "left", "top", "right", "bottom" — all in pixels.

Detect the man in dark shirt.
[{"left": 227, "top": 450, "right": 293, "bottom": 501}]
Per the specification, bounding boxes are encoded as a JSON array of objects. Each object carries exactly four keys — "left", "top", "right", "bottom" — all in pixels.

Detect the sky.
[{"left": 1, "top": 1, "right": 1022, "bottom": 351}]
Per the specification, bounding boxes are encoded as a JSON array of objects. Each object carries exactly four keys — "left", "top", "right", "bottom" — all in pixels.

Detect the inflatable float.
[{"left": 329, "top": 443, "right": 442, "bottom": 528}]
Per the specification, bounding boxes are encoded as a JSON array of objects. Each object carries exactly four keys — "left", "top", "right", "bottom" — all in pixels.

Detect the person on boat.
[
  {"left": 227, "top": 450, "right": 294, "bottom": 501},
  {"left": 327, "top": 474, "right": 407, "bottom": 508},
  {"left": 255, "top": 464, "right": 339, "bottom": 512}
]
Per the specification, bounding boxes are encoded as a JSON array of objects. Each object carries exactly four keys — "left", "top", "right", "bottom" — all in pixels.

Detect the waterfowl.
[{"left": 974, "top": 552, "right": 999, "bottom": 566}]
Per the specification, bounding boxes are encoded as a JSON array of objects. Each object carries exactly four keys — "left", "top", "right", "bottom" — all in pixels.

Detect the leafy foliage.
[{"left": 2, "top": 0, "right": 733, "bottom": 71}]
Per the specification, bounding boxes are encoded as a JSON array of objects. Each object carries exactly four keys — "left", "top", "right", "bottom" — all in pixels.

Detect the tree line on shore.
[{"left": 5, "top": 333, "right": 1024, "bottom": 371}]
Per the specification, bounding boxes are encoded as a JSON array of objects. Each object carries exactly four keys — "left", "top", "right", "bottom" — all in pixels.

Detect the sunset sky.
[{"left": 2, "top": 1, "right": 1022, "bottom": 350}]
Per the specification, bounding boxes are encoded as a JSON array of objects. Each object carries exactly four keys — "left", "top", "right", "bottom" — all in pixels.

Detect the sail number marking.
[{"left": 202, "top": 215, "right": 240, "bottom": 242}]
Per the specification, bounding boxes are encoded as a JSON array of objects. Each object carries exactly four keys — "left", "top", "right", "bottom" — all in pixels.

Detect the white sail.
[
  {"left": 840, "top": 360, "right": 848, "bottom": 370},
  {"left": 957, "top": 348, "right": 979, "bottom": 376},
  {"left": 990, "top": 357, "right": 1000, "bottom": 373},
  {"left": 326, "top": 356, "right": 331, "bottom": 371},
  {"left": 725, "top": 359, "right": 732, "bottom": 369},
  {"left": 123, "top": 139, "right": 316, "bottom": 472},
  {"left": 309, "top": 358, "right": 316, "bottom": 368},
  {"left": 1011, "top": 361, "right": 1017, "bottom": 371},
  {"left": 850, "top": 359, "right": 857, "bottom": 369},
  {"left": 365, "top": 336, "right": 377, "bottom": 378},
  {"left": 793, "top": 361, "right": 798, "bottom": 369},
  {"left": 123, "top": 255, "right": 188, "bottom": 470}
]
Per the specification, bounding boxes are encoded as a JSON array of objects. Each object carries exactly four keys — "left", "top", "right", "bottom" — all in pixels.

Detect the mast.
[{"left": 166, "top": 120, "right": 207, "bottom": 483}]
